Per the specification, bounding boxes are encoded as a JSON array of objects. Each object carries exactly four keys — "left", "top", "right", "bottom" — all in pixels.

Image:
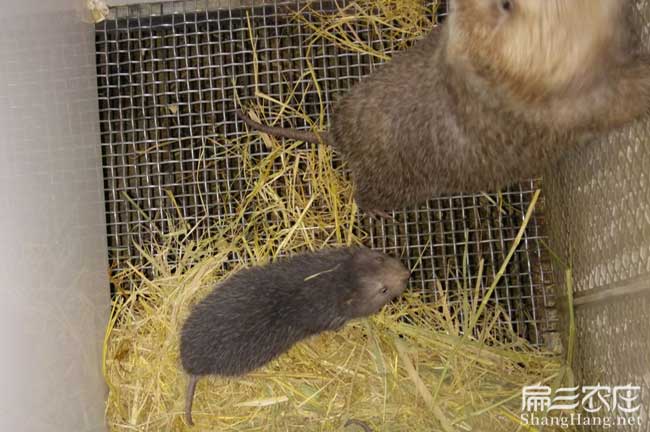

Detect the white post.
[{"left": 0, "top": 1, "right": 109, "bottom": 431}]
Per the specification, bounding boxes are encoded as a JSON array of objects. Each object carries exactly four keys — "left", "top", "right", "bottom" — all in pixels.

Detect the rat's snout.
[
  {"left": 391, "top": 266, "right": 410, "bottom": 297},
  {"left": 397, "top": 266, "right": 411, "bottom": 286}
]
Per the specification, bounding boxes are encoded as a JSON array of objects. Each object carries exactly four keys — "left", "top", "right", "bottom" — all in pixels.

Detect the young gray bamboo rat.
[
  {"left": 179, "top": 247, "right": 410, "bottom": 426},
  {"left": 238, "top": 0, "right": 650, "bottom": 214}
]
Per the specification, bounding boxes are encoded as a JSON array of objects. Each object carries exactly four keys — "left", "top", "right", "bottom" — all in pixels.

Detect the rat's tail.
[
  {"left": 236, "top": 108, "right": 325, "bottom": 145},
  {"left": 185, "top": 375, "right": 199, "bottom": 426},
  {"left": 345, "top": 419, "right": 373, "bottom": 432}
]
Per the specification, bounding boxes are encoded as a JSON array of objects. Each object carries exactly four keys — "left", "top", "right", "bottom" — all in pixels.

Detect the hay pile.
[
  {"left": 294, "top": 0, "right": 439, "bottom": 60},
  {"left": 103, "top": 1, "right": 572, "bottom": 431}
]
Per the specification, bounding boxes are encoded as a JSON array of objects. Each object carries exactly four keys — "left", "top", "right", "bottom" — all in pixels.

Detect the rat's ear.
[
  {"left": 338, "top": 293, "right": 355, "bottom": 310},
  {"left": 362, "top": 278, "right": 383, "bottom": 295},
  {"left": 351, "top": 247, "right": 377, "bottom": 262}
]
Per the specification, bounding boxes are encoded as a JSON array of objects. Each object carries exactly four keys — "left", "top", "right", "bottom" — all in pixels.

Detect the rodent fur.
[
  {"left": 179, "top": 247, "right": 409, "bottom": 425},
  {"left": 238, "top": 0, "right": 650, "bottom": 212}
]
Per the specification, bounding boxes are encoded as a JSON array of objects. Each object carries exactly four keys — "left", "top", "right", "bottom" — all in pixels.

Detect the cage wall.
[
  {"left": 95, "top": 0, "right": 556, "bottom": 346},
  {"left": 545, "top": 0, "right": 650, "bottom": 430},
  {"left": 0, "top": 0, "right": 109, "bottom": 431}
]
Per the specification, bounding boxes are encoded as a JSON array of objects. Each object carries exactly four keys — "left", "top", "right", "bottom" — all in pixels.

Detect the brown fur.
[{"left": 239, "top": 0, "right": 650, "bottom": 212}]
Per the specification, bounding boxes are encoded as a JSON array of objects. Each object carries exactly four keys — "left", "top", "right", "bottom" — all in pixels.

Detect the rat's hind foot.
[{"left": 365, "top": 208, "right": 395, "bottom": 222}]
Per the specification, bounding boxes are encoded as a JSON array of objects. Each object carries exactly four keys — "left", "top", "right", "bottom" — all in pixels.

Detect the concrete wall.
[{"left": 0, "top": 1, "right": 109, "bottom": 431}]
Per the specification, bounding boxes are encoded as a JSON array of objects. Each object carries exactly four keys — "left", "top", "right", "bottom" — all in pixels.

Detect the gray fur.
[{"left": 180, "top": 247, "right": 409, "bottom": 425}]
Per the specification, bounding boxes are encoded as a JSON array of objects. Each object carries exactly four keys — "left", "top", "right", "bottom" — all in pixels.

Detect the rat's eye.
[
  {"left": 500, "top": 0, "right": 512, "bottom": 12},
  {"left": 380, "top": 286, "right": 389, "bottom": 294}
]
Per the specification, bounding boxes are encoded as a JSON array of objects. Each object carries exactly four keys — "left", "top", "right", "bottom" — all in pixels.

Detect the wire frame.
[{"left": 95, "top": 0, "right": 556, "bottom": 345}]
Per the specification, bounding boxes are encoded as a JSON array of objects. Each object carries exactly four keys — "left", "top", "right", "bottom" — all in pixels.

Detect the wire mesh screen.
[{"left": 95, "top": 0, "right": 555, "bottom": 344}]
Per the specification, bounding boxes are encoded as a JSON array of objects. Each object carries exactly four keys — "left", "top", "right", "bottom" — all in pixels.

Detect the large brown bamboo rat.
[{"left": 238, "top": 0, "right": 650, "bottom": 214}]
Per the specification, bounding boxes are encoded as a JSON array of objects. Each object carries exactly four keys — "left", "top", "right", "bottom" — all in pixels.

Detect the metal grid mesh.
[
  {"left": 544, "top": 0, "right": 650, "bottom": 298},
  {"left": 543, "top": 1, "right": 650, "bottom": 428},
  {"left": 95, "top": 0, "right": 556, "bottom": 344}
]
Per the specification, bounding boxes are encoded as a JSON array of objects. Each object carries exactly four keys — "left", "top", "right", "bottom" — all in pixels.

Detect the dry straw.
[{"left": 103, "top": 1, "right": 573, "bottom": 431}]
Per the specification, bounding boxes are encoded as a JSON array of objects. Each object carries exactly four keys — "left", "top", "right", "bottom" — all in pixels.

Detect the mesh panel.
[
  {"left": 544, "top": 0, "right": 650, "bottom": 430},
  {"left": 572, "top": 291, "right": 650, "bottom": 432},
  {"left": 547, "top": 121, "right": 650, "bottom": 295},
  {"left": 95, "top": 0, "right": 555, "bottom": 344}
]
